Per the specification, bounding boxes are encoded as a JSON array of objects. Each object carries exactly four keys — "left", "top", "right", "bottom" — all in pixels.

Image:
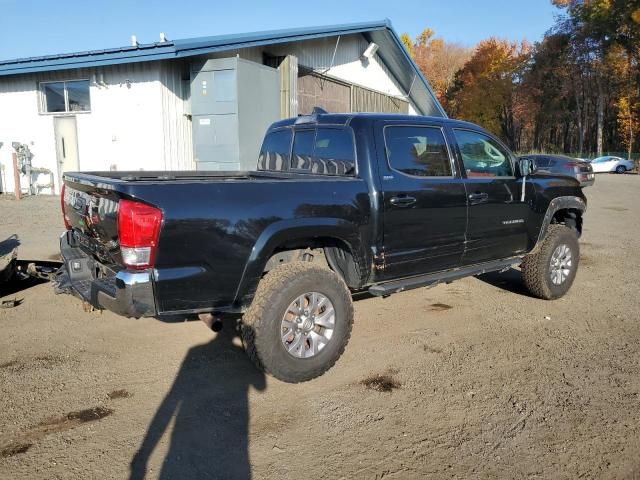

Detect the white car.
[{"left": 590, "top": 156, "right": 635, "bottom": 174}]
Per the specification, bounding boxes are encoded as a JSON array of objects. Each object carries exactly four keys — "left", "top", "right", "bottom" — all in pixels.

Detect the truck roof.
[{"left": 269, "top": 112, "right": 480, "bottom": 130}]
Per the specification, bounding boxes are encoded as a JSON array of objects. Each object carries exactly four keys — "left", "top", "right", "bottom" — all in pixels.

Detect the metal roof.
[{"left": 0, "top": 20, "right": 445, "bottom": 116}]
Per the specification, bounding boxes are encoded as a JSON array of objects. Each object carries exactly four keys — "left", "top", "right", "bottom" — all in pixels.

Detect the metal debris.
[{"left": 1, "top": 298, "right": 22, "bottom": 309}]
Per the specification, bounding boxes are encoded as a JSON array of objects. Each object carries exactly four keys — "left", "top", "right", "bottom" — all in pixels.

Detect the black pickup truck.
[{"left": 57, "top": 112, "right": 586, "bottom": 382}]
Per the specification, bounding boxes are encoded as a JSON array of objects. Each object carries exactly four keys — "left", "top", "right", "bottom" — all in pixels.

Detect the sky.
[{"left": 0, "top": 0, "right": 560, "bottom": 61}]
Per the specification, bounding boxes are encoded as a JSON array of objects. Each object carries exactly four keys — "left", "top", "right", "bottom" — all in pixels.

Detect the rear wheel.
[
  {"left": 240, "top": 262, "right": 353, "bottom": 383},
  {"left": 521, "top": 225, "right": 580, "bottom": 300},
  {"left": 615, "top": 165, "right": 626, "bottom": 174}
]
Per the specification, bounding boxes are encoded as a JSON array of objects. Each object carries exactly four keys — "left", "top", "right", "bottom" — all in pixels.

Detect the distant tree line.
[{"left": 402, "top": 0, "right": 640, "bottom": 159}]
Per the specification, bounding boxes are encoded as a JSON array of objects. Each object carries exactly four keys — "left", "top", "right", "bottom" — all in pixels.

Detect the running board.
[{"left": 368, "top": 258, "right": 521, "bottom": 297}]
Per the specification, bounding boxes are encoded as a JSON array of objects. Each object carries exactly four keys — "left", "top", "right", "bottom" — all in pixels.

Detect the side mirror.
[{"left": 518, "top": 157, "right": 536, "bottom": 177}]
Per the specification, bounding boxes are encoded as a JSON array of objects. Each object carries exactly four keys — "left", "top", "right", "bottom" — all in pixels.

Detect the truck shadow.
[
  {"left": 0, "top": 275, "right": 47, "bottom": 298},
  {"left": 476, "top": 267, "right": 536, "bottom": 298},
  {"left": 1, "top": 234, "right": 56, "bottom": 298},
  {"left": 129, "top": 324, "right": 266, "bottom": 480}
]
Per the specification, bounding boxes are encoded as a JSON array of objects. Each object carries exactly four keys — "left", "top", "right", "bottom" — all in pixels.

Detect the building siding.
[
  {"left": 0, "top": 62, "right": 166, "bottom": 194},
  {"left": 202, "top": 34, "right": 416, "bottom": 112},
  {"left": 160, "top": 62, "right": 194, "bottom": 170},
  {"left": 0, "top": 32, "right": 418, "bottom": 195}
]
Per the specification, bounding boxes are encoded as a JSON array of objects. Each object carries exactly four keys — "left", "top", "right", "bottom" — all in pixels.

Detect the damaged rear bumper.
[{"left": 55, "top": 231, "right": 156, "bottom": 318}]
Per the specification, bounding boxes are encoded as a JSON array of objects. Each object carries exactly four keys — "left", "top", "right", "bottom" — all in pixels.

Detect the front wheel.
[
  {"left": 521, "top": 225, "right": 580, "bottom": 300},
  {"left": 240, "top": 262, "right": 354, "bottom": 383},
  {"left": 615, "top": 165, "right": 626, "bottom": 174}
]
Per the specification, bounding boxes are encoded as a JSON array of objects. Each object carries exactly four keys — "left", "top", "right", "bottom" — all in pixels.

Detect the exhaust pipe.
[{"left": 198, "top": 313, "right": 223, "bottom": 332}]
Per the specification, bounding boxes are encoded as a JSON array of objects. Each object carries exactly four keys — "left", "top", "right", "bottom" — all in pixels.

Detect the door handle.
[
  {"left": 468, "top": 192, "right": 489, "bottom": 205},
  {"left": 390, "top": 196, "right": 417, "bottom": 207}
]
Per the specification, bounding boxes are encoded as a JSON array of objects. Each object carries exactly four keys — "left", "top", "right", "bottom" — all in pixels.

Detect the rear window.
[
  {"left": 291, "top": 127, "right": 355, "bottom": 175},
  {"left": 257, "top": 129, "right": 292, "bottom": 171},
  {"left": 533, "top": 157, "right": 550, "bottom": 168}
]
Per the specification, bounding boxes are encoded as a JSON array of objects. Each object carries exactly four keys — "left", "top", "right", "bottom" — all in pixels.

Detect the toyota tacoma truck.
[{"left": 56, "top": 112, "right": 586, "bottom": 383}]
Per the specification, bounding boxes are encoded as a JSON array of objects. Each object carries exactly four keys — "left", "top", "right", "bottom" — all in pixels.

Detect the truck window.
[
  {"left": 258, "top": 129, "right": 292, "bottom": 171},
  {"left": 291, "top": 130, "right": 315, "bottom": 170},
  {"left": 291, "top": 128, "right": 355, "bottom": 175},
  {"left": 313, "top": 128, "right": 355, "bottom": 174},
  {"left": 453, "top": 129, "right": 514, "bottom": 177},
  {"left": 384, "top": 126, "right": 452, "bottom": 177},
  {"left": 535, "top": 157, "right": 550, "bottom": 168}
]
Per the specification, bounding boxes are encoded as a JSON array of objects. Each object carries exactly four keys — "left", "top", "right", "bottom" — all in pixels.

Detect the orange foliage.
[
  {"left": 405, "top": 29, "right": 472, "bottom": 106},
  {"left": 446, "top": 38, "right": 531, "bottom": 147}
]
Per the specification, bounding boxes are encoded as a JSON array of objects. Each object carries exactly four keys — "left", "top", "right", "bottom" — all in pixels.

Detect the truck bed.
[
  {"left": 61, "top": 169, "right": 370, "bottom": 315},
  {"left": 67, "top": 170, "right": 355, "bottom": 185}
]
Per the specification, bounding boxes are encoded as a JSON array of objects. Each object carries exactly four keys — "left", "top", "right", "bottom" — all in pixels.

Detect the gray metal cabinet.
[{"left": 191, "top": 57, "right": 279, "bottom": 171}]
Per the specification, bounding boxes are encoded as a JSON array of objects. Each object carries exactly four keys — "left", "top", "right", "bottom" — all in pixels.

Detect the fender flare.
[
  {"left": 532, "top": 196, "right": 586, "bottom": 252},
  {"left": 233, "top": 217, "right": 364, "bottom": 306}
]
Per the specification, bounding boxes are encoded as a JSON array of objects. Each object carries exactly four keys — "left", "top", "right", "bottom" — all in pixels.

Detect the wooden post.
[{"left": 11, "top": 152, "right": 21, "bottom": 200}]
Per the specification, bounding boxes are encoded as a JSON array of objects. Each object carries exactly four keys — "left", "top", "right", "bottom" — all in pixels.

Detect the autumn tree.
[
  {"left": 400, "top": 33, "right": 414, "bottom": 58},
  {"left": 553, "top": 0, "right": 640, "bottom": 157},
  {"left": 446, "top": 38, "right": 531, "bottom": 149},
  {"left": 609, "top": 44, "right": 640, "bottom": 160},
  {"left": 401, "top": 28, "right": 471, "bottom": 106}
]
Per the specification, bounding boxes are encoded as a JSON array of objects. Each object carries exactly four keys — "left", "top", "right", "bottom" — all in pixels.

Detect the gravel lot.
[{"left": 1, "top": 174, "right": 639, "bottom": 479}]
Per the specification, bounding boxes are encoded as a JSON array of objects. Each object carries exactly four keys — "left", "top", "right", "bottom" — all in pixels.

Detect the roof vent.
[
  {"left": 295, "top": 106, "right": 329, "bottom": 124},
  {"left": 131, "top": 35, "right": 138, "bottom": 47},
  {"left": 160, "top": 32, "right": 168, "bottom": 43}
]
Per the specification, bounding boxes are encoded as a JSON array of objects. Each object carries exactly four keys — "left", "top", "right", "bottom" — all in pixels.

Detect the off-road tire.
[
  {"left": 240, "top": 262, "right": 353, "bottom": 383},
  {"left": 521, "top": 224, "right": 580, "bottom": 300}
]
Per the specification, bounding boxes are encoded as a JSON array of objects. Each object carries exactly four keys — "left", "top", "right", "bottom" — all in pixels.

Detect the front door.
[
  {"left": 450, "top": 128, "right": 529, "bottom": 265},
  {"left": 54, "top": 116, "right": 79, "bottom": 185},
  {"left": 376, "top": 122, "right": 468, "bottom": 280}
]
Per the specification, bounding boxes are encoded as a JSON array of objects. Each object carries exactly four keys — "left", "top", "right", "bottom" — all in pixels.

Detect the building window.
[{"left": 40, "top": 80, "right": 91, "bottom": 113}]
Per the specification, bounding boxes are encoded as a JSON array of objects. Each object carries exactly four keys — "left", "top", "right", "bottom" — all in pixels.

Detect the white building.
[{"left": 0, "top": 20, "right": 444, "bottom": 195}]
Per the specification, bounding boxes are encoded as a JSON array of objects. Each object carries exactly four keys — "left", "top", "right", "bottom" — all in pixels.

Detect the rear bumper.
[
  {"left": 580, "top": 179, "right": 595, "bottom": 187},
  {"left": 57, "top": 231, "right": 156, "bottom": 318},
  {"left": 577, "top": 173, "right": 595, "bottom": 187}
]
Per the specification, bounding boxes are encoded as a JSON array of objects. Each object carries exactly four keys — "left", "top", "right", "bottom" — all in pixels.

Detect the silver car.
[{"left": 590, "top": 156, "right": 635, "bottom": 174}]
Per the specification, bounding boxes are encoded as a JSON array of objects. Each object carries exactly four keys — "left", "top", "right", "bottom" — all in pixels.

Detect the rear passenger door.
[
  {"left": 450, "top": 128, "right": 529, "bottom": 265},
  {"left": 376, "top": 122, "right": 468, "bottom": 279}
]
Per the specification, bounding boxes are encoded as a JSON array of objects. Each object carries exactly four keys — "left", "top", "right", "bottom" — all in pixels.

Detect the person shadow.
[{"left": 129, "top": 323, "right": 266, "bottom": 480}]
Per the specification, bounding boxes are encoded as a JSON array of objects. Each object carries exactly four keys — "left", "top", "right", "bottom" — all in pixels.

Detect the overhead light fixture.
[{"left": 361, "top": 42, "right": 379, "bottom": 60}]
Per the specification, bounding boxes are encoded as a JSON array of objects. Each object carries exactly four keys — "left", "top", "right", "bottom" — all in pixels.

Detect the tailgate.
[{"left": 63, "top": 177, "right": 123, "bottom": 266}]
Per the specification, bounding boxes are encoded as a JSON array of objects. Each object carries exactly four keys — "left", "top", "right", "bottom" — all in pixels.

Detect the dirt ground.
[{"left": 1, "top": 174, "right": 639, "bottom": 479}]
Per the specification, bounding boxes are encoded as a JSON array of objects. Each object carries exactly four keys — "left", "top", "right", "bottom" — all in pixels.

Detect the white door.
[{"left": 54, "top": 116, "right": 79, "bottom": 184}]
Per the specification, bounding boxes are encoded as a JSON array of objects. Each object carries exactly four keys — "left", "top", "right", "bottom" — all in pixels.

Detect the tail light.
[
  {"left": 118, "top": 199, "right": 163, "bottom": 270},
  {"left": 61, "top": 184, "right": 71, "bottom": 230}
]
